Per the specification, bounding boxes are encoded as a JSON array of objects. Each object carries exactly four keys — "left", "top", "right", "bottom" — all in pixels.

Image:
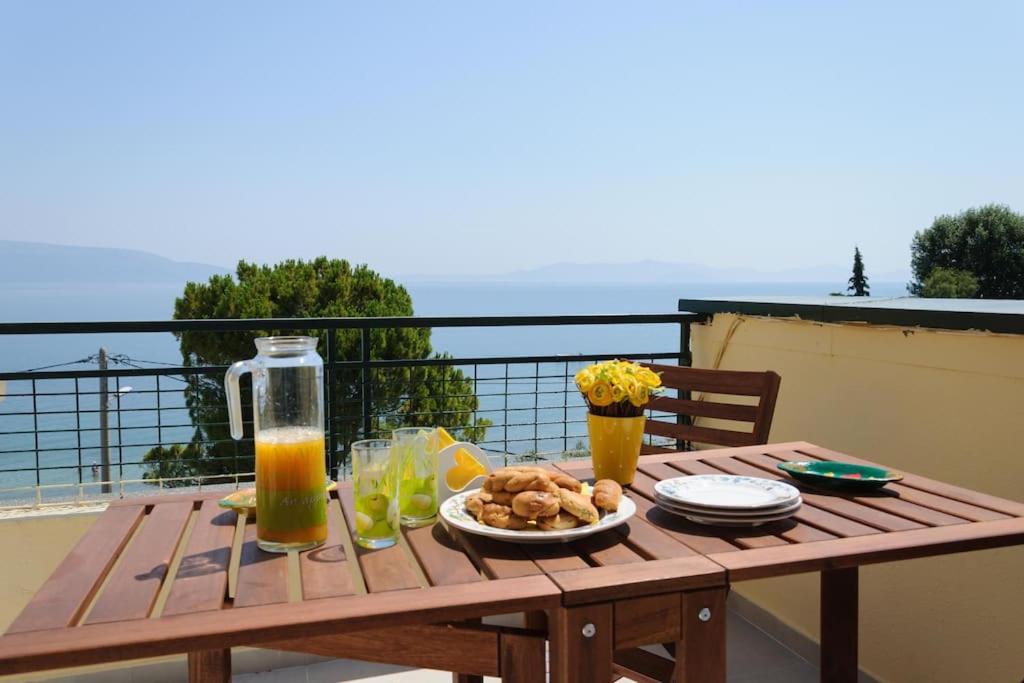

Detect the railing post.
[
  {"left": 360, "top": 328, "right": 372, "bottom": 440},
  {"left": 677, "top": 318, "right": 693, "bottom": 452},
  {"left": 98, "top": 347, "right": 111, "bottom": 493},
  {"left": 31, "top": 379, "right": 40, "bottom": 488},
  {"left": 325, "top": 327, "right": 337, "bottom": 478}
]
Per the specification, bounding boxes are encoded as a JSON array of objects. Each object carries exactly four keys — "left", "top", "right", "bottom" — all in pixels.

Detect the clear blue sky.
[{"left": 1, "top": 1, "right": 1021, "bottom": 276}]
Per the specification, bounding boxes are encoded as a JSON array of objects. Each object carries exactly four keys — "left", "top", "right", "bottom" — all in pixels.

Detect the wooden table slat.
[
  {"left": 772, "top": 519, "right": 837, "bottom": 544},
  {"left": 639, "top": 460, "right": 719, "bottom": 479},
  {"left": 550, "top": 557, "right": 726, "bottom": 606},
  {"left": 628, "top": 492, "right": 745, "bottom": 555},
  {"left": 723, "top": 528, "right": 792, "bottom": 549},
  {"left": 827, "top": 492, "right": 969, "bottom": 527},
  {"left": 234, "top": 522, "right": 290, "bottom": 608},
  {"left": 523, "top": 542, "right": 591, "bottom": 573},
  {"left": 571, "top": 530, "right": 647, "bottom": 567},
  {"left": 785, "top": 500, "right": 883, "bottom": 538},
  {"left": 616, "top": 516, "right": 701, "bottom": 559},
  {"left": 6, "top": 504, "right": 146, "bottom": 634},
  {"left": 708, "top": 516, "right": 1024, "bottom": 581},
  {"left": 107, "top": 490, "right": 226, "bottom": 507},
  {"left": 87, "top": 501, "right": 194, "bottom": 624},
  {"left": 299, "top": 498, "right": 358, "bottom": 601},
  {"left": 444, "top": 527, "right": 542, "bottom": 580},
  {"left": 337, "top": 487, "right": 423, "bottom": 593},
  {"left": 862, "top": 484, "right": 1009, "bottom": 523},
  {"left": 163, "top": 499, "right": 236, "bottom": 616},
  {"left": 403, "top": 523, "right": 484, "bottom": 586},
  {"left": 629, "top": 442, "right": 813, "bottom": 466}
]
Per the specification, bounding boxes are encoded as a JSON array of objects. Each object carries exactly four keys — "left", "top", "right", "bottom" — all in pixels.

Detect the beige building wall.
[
  {"left": 1, "top": 512, "right": 99, "bottom": 634},
  {"left": 692, "top": 313, "right": 1024, "bottom": 683}
]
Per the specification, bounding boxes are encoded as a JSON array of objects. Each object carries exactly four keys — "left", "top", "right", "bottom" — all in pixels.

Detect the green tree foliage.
[
  {"left": 920, "top": 267, "right": 980, "bottom": 299},
  {"left": 910, "top": 204, "right": 1024, "bottom": 298},
  {"left": 847, "top": 247, "right": 870, "bottom": 296},
  {"left": 143, "top": 258, "right": 488, "bottom": 485}
]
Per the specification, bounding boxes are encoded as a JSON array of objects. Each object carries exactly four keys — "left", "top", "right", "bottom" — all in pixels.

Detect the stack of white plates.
[{"left": 653, "top": 474, "right": 802, "bottom": 527}]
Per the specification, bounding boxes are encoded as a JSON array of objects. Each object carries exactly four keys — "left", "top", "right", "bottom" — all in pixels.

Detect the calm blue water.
[{"left": 0, "top": 280, "right": 906, "bottom": 500}]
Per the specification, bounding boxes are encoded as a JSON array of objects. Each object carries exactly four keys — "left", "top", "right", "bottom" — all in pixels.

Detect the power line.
[
  {"left": 119, "top": 356, "right": 182, "bottom": 367},
  {"left": 20, "top": 355, "right": 97, "bottom": 372},
  {"left": 112, "top": 357, "right": 193, "bottom": 385}
]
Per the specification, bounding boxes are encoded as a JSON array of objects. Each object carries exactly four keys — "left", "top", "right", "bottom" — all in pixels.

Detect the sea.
[{"left": 0, "top": 280, "right": 907, "bottom": 502}]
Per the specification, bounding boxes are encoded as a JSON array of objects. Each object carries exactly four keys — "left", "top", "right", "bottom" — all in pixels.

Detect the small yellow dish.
[
  {"left": 439, "top": 427, "right": 488, "bottom": 491},
  {"left": 219, "top": 481, "right": 337, "bottom": 518}
]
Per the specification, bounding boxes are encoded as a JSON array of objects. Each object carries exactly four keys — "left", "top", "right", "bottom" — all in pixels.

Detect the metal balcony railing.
[{"left": 0, "top": 313, "right": 700, "bottom": 508}]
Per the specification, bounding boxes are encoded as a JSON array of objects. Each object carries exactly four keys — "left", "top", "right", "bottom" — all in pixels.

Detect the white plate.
[
  {"left": 661, "top": 505, "right": 801, "bottom": 527},
  {"left": 654, "top": 475, "right": 800, "bottom": 510},
  {"left": 655, "top": 493, "right": 802, "bottom": 517},
  {"left": 439, "top": 488, "right": 636, "bottom": 544}
]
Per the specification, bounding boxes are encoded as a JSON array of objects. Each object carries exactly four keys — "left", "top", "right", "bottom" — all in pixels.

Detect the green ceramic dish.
[{"left": 777, "top": 461, "right": 903, "bottom": 491}]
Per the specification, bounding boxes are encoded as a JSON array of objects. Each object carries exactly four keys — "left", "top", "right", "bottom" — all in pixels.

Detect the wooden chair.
[
  {"left": 639, "top": 362, "right": 782, "bottom": 452},
  {"left": 610, "top": 363, "right": 781, "bottom": 681}
]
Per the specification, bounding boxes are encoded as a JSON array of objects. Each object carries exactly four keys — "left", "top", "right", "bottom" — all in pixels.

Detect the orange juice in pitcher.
[{"left": 255, "top": 427, "right": 327, "bottom": 548}]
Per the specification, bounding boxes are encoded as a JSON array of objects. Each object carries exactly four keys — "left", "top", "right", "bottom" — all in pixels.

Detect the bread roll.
[{"left": 593, "top": 479, "right": 622, "bottom": 512}]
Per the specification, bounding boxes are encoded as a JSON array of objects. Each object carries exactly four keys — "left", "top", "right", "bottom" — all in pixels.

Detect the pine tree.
[{"left": 848, "top": 247, "right": 870, "bottom": 296}]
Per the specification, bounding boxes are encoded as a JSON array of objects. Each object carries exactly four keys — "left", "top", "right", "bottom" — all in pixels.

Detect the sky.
[{"left": 1, "top": 1, "right": 1022, "bottom": 277}]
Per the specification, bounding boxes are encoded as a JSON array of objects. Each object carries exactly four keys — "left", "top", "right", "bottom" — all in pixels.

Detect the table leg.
[
  {"left": 452, "top": 676, "right": 482, "bottom": 683},
  {"left": 188, "top": 648, "right": 231, "bottom": 683},
  {"left": 548, "top": 603, "right": 613, "bottom": 683},
  {"left": 524, "top": 609, "right": 547, "bottom": 631},
  {"left": 820, "top": 567, "right": 858, "bottom": 683},
  {"left": 499, "top": 631, "right": 547, "bottom": 682},
  {"left": 673, "top": 588, "right": 726, "bottom": 683}
]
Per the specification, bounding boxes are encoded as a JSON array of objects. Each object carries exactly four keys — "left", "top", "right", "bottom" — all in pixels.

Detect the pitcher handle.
[{"left": 225, "top": 360, "right": 253, "bottom": 440}]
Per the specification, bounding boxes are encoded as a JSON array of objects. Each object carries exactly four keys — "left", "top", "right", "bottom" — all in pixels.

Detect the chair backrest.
[{"left": 639, "top": 362, "right": 781, "bottom": 453}]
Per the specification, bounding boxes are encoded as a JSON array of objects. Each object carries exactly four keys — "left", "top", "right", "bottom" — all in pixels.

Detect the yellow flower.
[
  {"left": 636, "top": 367, "right": 662, "bottom": 388},
  {"left": 627, "top": 382, "right": 649, "bottom": 407},
  {"left": 575, "top": 368, "right": 596, "bottom": 393},
  {"left": 588, "top": 381, "right": 614, "bottom": 406},
  {"left": 610, "top": 384, "right": 627, "bottom": 403},
  {"left": 618, "top": 373, "right": 637, "bottom": 396}
]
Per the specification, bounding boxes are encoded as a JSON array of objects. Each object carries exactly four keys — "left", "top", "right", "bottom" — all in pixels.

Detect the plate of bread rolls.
[{"left": 439, "top": 466, "right": 635, "bottom": 543}]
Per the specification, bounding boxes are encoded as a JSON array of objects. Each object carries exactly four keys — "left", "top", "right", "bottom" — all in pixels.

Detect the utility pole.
[{"left": 99, "top": 347, "right": 111, "bottom": 493}]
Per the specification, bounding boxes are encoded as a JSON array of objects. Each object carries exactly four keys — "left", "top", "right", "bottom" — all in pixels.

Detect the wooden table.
[{"left": 2, "top": 441, "right": 1022, "bottom": 683}]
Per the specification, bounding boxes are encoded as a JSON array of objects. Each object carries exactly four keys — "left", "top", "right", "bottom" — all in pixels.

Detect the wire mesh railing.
[{"left": 0, "top": 314, "right": 698, "bottom": 508}]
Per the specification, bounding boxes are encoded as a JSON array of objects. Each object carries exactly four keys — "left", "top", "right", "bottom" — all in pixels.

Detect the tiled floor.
[{"left": 233, "top": 607, "right": 819, "bottom": 682}]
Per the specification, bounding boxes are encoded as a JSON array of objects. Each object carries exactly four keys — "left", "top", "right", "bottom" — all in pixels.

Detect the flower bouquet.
[{"left": 575, "top": 360, "right": 662, "bottom": 484}]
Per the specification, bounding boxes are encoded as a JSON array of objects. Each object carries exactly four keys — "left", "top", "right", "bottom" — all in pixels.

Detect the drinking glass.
[
  {"left": 392, "top": 427, "right": 439, "bottom": 527},
  {"left": 351, "top": 439, "right": 400, "bottom": 549},
  {"left": 225, "top": 336, "right": 327, "bottom": 553}
]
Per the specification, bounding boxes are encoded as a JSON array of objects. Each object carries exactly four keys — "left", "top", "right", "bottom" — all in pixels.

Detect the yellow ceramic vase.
[{"left": 587, "top": 413, "right": 646, "bottom": 485}]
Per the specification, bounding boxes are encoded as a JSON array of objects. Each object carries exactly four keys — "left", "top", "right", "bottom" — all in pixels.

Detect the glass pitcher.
[{"left": 226, "top": 336, "right": 328, "bottom": 553}]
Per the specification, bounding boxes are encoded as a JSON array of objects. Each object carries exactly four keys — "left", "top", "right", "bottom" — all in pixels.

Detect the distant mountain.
[
  {"left": 0, "top": 241, "right": 229, "bottom": 283},
  {"left": 404, "top": 260, "right": 911, "bottom": 284}
]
